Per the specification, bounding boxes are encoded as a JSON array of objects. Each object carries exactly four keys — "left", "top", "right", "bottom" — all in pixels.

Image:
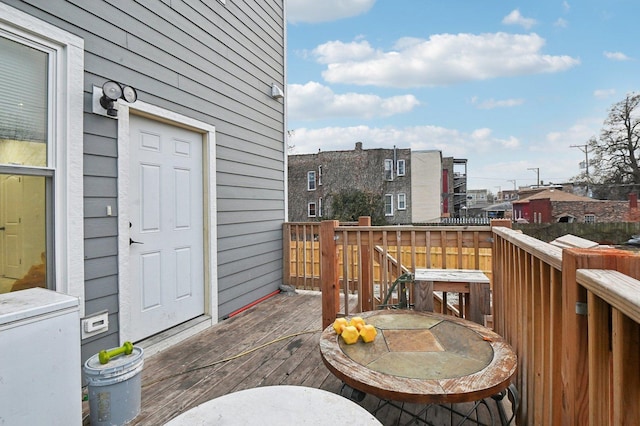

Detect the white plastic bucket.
[{"left": 84, "top": 346, "right": 144, "bottom": 425}]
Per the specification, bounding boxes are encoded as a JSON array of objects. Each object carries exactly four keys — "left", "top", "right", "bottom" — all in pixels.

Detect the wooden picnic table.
[
  {"left": 320, "top": 310, "right": 517, "bottom": 408},
  {"left": 414, "top": 268, "right": 491, "bottom": 324}
]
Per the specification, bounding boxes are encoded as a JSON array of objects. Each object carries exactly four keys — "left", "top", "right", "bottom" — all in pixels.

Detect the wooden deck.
[{"left": 84, "top": 290, "right": 512, "bottom": 425}]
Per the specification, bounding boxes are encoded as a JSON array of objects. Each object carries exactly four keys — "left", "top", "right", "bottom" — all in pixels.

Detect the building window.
[
  {"left": 308, "top": 202, "right": 316, "bottom": 217},
  {"left": 384, "top": 159, "right": 393, "bottom": 181},
  {"left": 397, "top": 193, "right": 406, "bottom": 210},
  {"left": 397, "top": 159, "right": 405, "bottom": 176},
  {"left": 318, "top": 165, "right": 322, "bottom": 186},
  {"left": 584, "top": 214, "right": 596, "bottom": 223},
  {"left": 384, "top": 194, "right": 393, "bottom": 216},
  {"left": 307, "top": 171, "right": 316, "bottom": 190},
  {"left": 318, "top": 197, "right": 323, "bottom": 217},
  {"left": 0, "top": 6, "right": 84, "bottom": 302}
]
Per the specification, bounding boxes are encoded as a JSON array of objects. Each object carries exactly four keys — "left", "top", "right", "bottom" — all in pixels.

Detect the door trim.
[{"left": 117, "top": 100, "right": 218, "bottom": 344}]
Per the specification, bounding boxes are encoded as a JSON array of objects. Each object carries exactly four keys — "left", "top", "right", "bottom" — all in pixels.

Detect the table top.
[
  {"left": 164, "top": 385, "right": 382, "bottom": 425},
  {"left": 320, "top": 310, "right": 516, "bottom": 404},
  {"left": 414, "top": 268, "right": 490, "bottom": 283}
]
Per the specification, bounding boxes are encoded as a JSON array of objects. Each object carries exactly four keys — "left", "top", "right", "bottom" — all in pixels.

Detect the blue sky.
[{"left": 285, "top": 0, "right": 640, "bottom": 191}]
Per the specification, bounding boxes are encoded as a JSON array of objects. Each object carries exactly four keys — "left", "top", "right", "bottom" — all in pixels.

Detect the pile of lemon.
[{"left": 332, "top": 316, "right": 377, "bottom": 344}]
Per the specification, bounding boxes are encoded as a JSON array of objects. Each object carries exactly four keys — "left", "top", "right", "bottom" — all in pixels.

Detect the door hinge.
[{"left": 575, "top": 301, "right": 587, "bottom": 316}]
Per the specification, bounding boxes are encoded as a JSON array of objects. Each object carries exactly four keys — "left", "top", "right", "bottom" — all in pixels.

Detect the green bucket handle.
[{"left": 99, "top": 341, "right": 134, "bottom": 365}]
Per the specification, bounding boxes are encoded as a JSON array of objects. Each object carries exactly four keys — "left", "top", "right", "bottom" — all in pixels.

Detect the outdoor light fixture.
[
  {"left": 271, "top": 83, "right": 284, "bottom": 100},
  {"left": 99, "top": 80, "right": 137, "bottom": 117}
]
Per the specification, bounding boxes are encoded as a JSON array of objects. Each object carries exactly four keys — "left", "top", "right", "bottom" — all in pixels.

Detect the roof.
[{"left": 513, "top": 189, "right": 595, "bottom": 204}]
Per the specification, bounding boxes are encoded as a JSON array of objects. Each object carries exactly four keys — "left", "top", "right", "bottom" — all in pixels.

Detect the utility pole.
[
  {"left": 570, "top": 144, "right": 590, "bottom": 195},
  {"left": 527, "top": 168, "right": 540, "bottom": 187},
  {"left": 507, "top": 179, "right": 516, "bottom": 190}
]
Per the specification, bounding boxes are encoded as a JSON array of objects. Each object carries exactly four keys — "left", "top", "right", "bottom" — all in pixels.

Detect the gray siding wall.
[{"left": 5, "top": 0, "right": 286, "bottom": 361}]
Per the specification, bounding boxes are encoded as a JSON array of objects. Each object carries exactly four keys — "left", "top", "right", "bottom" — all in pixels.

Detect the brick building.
[
  {"left": 287, "top": 142, "right": 460, "bottom": 224},
  {"left": 513, "top": 189, "right": 636, "bottom": 223}
]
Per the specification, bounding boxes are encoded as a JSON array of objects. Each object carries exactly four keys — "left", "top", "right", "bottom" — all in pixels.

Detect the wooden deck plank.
[{"left": 84, "top": 290, "right": 512, "bottom": 425}]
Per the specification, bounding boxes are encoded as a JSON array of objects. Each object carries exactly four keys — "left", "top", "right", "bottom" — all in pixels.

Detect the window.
[
  {"left": 397, "top": 193, "right": 406, "bottom": 210},
  {"left": 397, "top": 159, "right": 405, "bottom": 176},
  {"left": 0, "top": 5, "right": 84, "bottom": 305},
  {"left": 384, "top": 159, "right": 393, "bottom": 181},
  {"left": 307, "top": 171, "right": 316, "bottom": 190},
  {"left": 318, "top": 165, "right": 322, "bottom": 186},
  {"left": 308, "top": 202, "right": 317, "bottom": 217},
  {"left": 318, "top": 197, "right": 323, "bottom": 217},
  {"left": 384, "top": 194, "right": 393, "bottom": 216},
  {"left": 584, "top": 214, "right": 596, "bottom": 223}
]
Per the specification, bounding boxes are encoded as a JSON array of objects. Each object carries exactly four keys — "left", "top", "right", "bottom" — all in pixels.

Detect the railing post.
[
  {"left": 321, "top": 220, "right": 340, "bottom": 329},
  {"left": 359, "top": 216, "right": 372, "bottom": 311},
  {"left": 561, "top": 247, "right": 634, "bottom": 425}
]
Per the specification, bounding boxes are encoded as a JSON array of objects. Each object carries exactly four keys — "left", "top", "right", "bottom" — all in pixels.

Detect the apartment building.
[{"left": 288, "top": 142, "right": 464, "bottom": 224}]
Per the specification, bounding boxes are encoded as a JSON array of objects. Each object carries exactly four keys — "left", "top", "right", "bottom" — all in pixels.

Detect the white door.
[
  {"left": 1, "top": 175, "right": 24, "bottom": 279},
  {"left": 128, "top": 115, "right": 205, "bottom": 342}
]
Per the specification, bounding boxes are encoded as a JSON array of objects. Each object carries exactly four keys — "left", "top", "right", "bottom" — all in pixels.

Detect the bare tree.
[{"left": 583, "top": 93, "right": 640, "bottom": 199}]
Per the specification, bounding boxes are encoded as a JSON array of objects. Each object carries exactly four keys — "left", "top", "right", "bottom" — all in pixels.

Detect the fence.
[{"left": 492, "top": 226, "right": 640, "bottom": 425}]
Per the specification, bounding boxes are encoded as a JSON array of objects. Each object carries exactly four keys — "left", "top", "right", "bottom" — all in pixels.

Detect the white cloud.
[
  {"left": 287, "top": 82, "right": 420, "bottom": 121},
  {"left": 563, "top": 2, "right": 571, "bottom": 12},
  {"left": 594, "top": 89, "right": 616, "bottom": 99},
  {"left": 554, "top": 18, "right": 568, "bottom": 28},
  {"left": 604, "top": 51, "right": 631, "bottom": 61},
  {"left": 472, "top": 97, "right": 525, "bottom": 110},
  {"left": 312, "top": 39, "right": 377, "bottom": 64},
  {"left": 315, "top": 33, "right": 579, "bottom": 88},
  {"left": 502, "top": 10, "right": 537, "bottom": 30},
  {"left": 287, "top": 0, "right": 375, "bottom": 24},
  {"left": 286, "top": 124, "right": 518, "bottom": 158}
]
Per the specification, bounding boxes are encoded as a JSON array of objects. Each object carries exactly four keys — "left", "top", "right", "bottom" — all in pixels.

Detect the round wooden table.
[
  {"left": 320, "top": 310, "right": 517, "bottom": 405},
  {"left": 164, "top": 385, "right": 382, "bottom": 425}
]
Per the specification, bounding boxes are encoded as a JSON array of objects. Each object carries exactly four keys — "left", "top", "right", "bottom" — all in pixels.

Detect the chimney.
[
  {"left": 630, "top": 193, "right": 638, "bottom": 209},
  {"left": 355, "top": 141, "right": 363, "bottom": 151}
]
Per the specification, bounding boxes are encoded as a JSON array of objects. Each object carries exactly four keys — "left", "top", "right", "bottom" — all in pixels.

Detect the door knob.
[{"left": 129, "top": 238, "right": 144, "bottom": 245}]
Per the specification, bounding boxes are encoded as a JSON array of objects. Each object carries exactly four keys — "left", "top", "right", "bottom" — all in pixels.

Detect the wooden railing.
[
  {"left": 285, "top": 219, "right": 640, "bottom": 424},
  {"left": 493, "top": 226, "right": 640, "bottom": 425}
]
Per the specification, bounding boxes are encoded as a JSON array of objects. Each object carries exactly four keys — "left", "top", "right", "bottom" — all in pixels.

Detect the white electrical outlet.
[{"left": 81, "top": 311, "right": 109, "bottom": 339}]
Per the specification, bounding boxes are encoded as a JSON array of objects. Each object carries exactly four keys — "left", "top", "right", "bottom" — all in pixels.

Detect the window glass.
[
  {"left": 584, "top": 214, "right": 596, "bottom": 223},
  {"left": 0, "top": 35, "right": 51, "bottom": 294},
  {"left": 0, "top": 174, "right": 47, "bottom": 293},
  {"left": 397, "top": 193, "right": 406, "bottom": 210},
  {"left": 384, "top": 194, "right": 393, "bottom": 216},
  {"left": 384, "top": 159, "right": 393, "bottom": 181},
  {"left": 397, "top": 160, "right": 405, "bottom": 176},
  {"left": 307, "top": 171, "right": 316, "bottom": 190},
  {"left": 308, "top": 202, "right": 316, "bottom": 217},
  {"left": 0, "top": 36, "right": 48, "bottom": 167}
]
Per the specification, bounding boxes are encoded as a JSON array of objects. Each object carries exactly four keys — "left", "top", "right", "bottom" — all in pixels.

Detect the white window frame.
[
  {"left": 307, "top": 170, "right": 316, "bottom": 191},
  {"left": 0, "top": 4, "right": 85, "bottom": 313},
  {"left": 318, "top": 165, "right": 322, "bottom": 186},
  {"left": 584, "top": 214, "right": 596, "bottom": 223},
  {"left": 384, "top": 194, "right": 394, "bottom": 216},
  {"left": 318, "top": 197, "right": 323, "bottom": 217},
  {"left": 397, "top": 193, "right": 406, "bottom": 210},
  {"left": 308, "top": 202, "right": 317, "bottom": 217},
  {"left": 384, "top": 159, "right": 393, "bottom": 181},
  {"left": 397, "top": 159, "right": 405, "bottom": 176}
]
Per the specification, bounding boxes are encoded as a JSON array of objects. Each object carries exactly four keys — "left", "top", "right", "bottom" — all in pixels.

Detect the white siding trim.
[
  {"left": 0, "top": 4, "right": 85, "bottom": 314},
  {"left": 117, "top": 100, "right": 218, "bottom": 344}
]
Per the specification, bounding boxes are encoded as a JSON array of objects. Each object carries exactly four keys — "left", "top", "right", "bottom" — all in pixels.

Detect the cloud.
[
  {"left": 287, "top": 82, "right": 420, "bottom": 121},
  {"left": 314, "top": 33, "right": 579, "bottom": 88},
  {"left": 502, "top": 10, "right": 537, "bottom": 30},
  {"left": 286, "top": 124, "right": 518, "bottom": 157},
  {"left": 471, "top": 97, "right": 525, "bottom": 110},
  {"left": 554, "top": 18, "right": 568, "bottom": 28},
  {"left": 604, "top": 51, "right": 631, "bottom": 61},
  {"left": 287, "top": 0, "right": 375, "bottom": 24},
  {"left": 594, "top": 89, "right": 616, "bottom": 99},
  {"left": 563, "top": 2, "right": 571, "bottom": 12}
]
